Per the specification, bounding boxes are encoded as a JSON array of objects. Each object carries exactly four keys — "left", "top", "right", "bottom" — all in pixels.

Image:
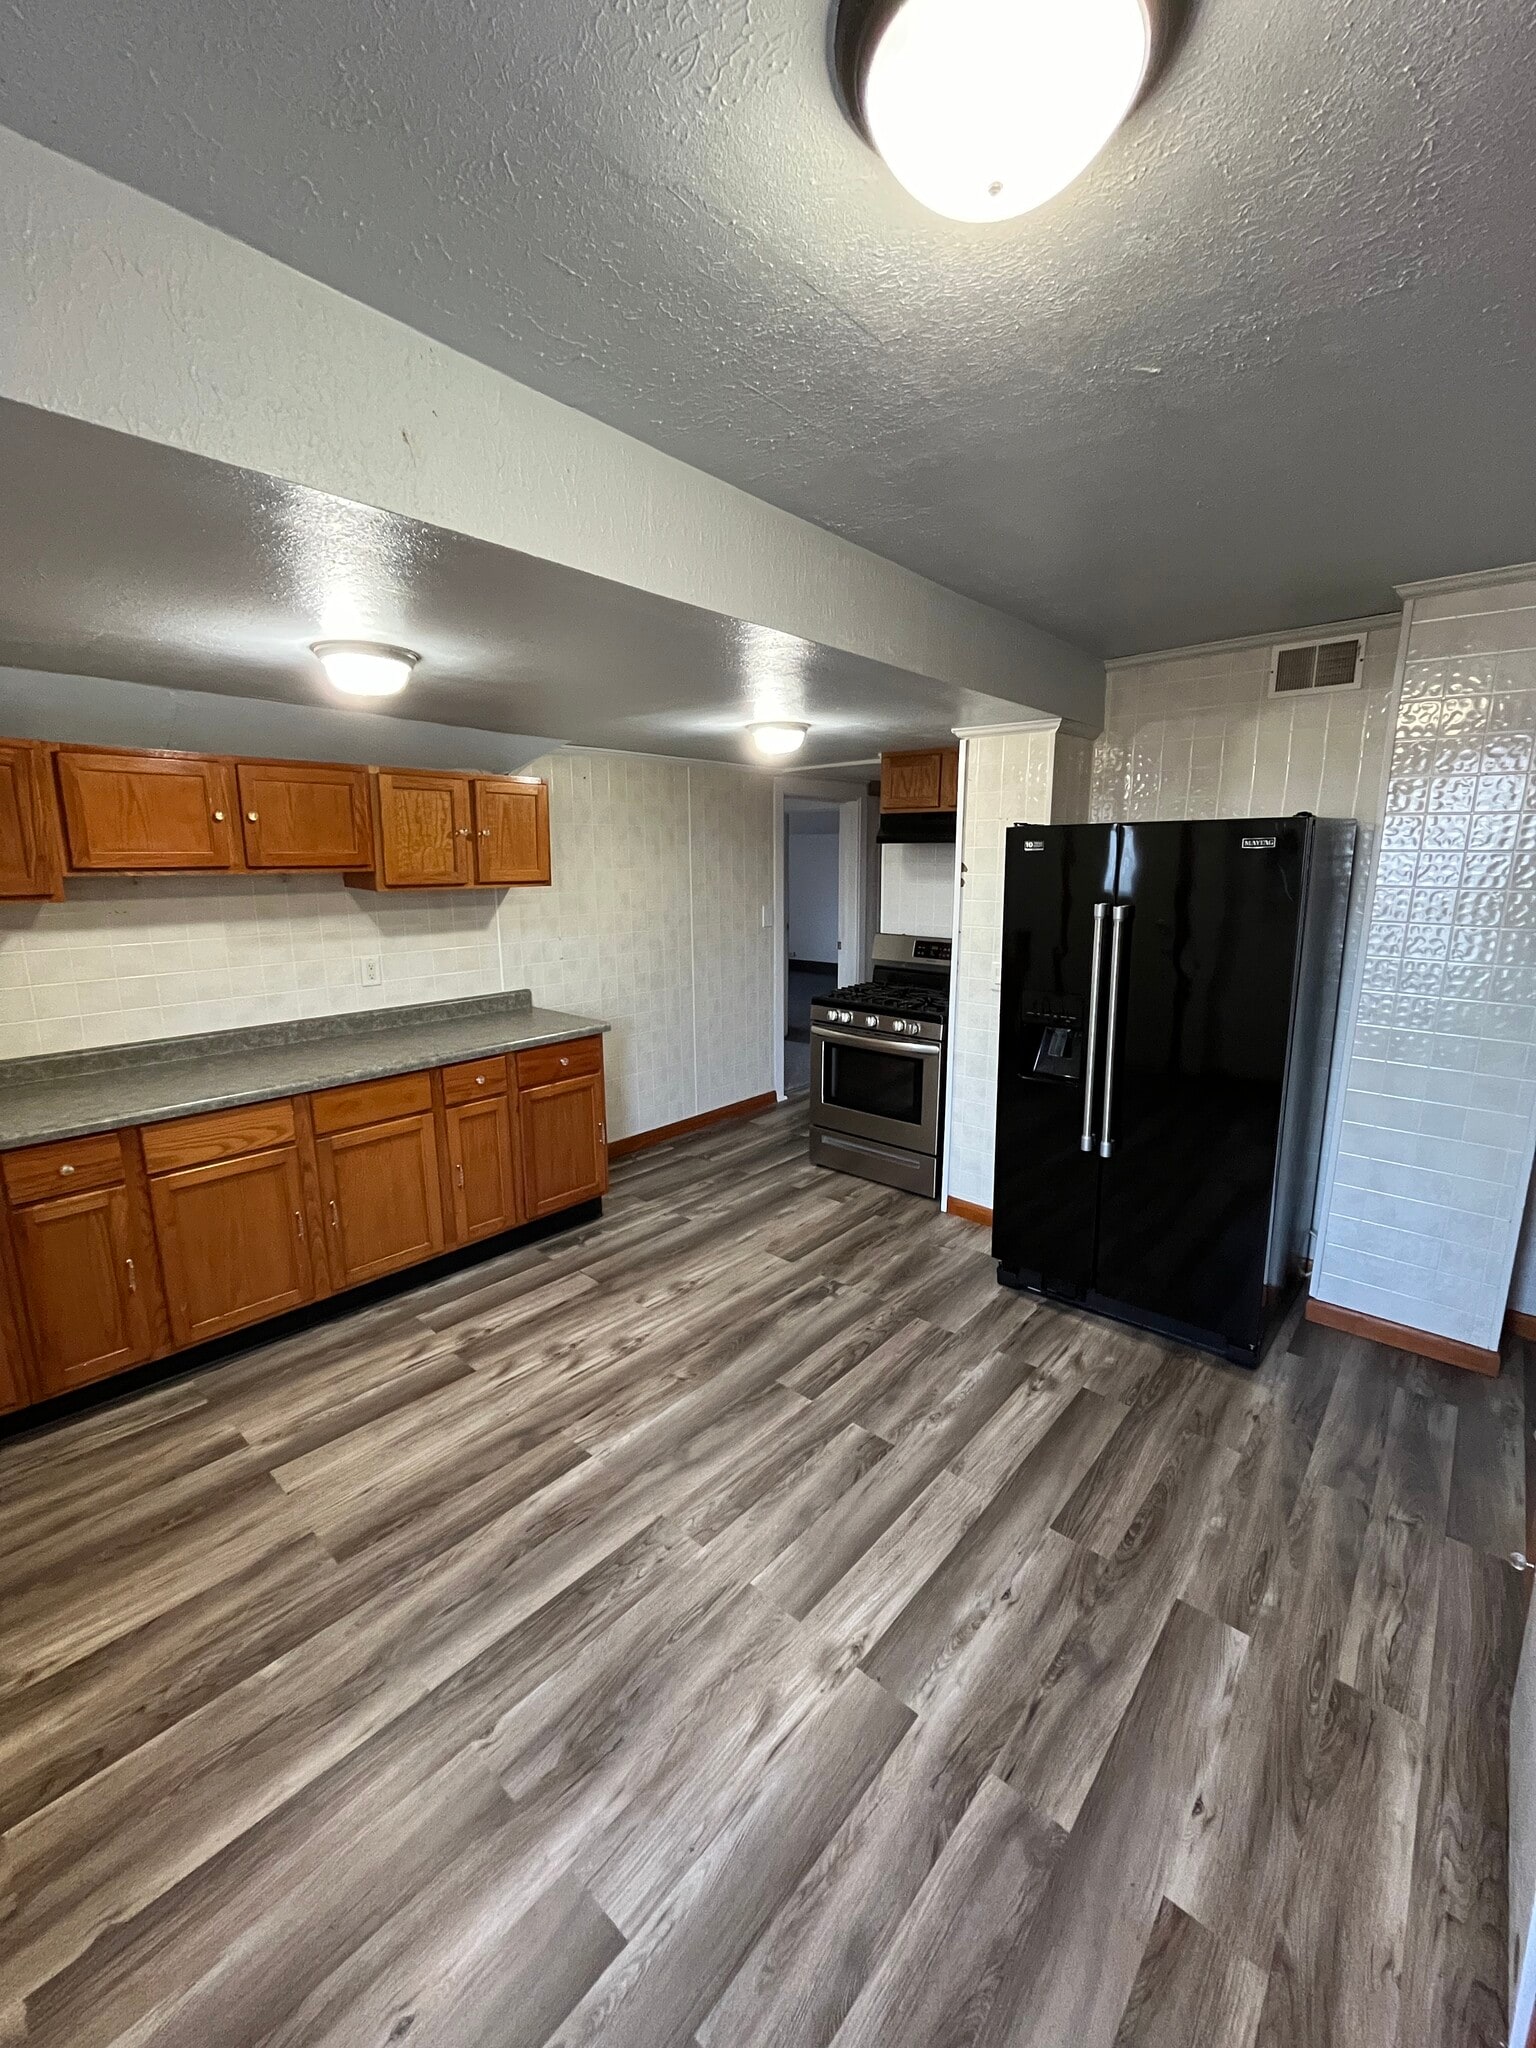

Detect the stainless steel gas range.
[{"left": 809, "top": 934, "right": 952, "bottom": 1199}]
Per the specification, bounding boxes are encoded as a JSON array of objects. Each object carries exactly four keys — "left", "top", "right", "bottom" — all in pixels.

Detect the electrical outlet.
[{"left": 358, "top": 955, "right": 382, "bottom": 987}]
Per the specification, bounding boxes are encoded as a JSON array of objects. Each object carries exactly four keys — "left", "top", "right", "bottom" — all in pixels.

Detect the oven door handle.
[{"left": 812, "top": 1027, "right": 942, "bottom": 1056}]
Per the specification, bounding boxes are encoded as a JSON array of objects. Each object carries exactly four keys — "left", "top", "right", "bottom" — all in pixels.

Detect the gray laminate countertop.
[{"left": 0, "top": 992, "right": 609, "bottom": 1149}]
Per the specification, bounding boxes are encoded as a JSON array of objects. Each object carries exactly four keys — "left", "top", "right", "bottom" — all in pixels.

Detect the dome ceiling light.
[
  {"left": 311, "top": 640, "right": 420, "bottom": 698},
  {"left": 834, "top": 0, "right": 1174, "bottom": 224},
  {"left": 748, "top": 722, "right": 811, "bottom": 758}
]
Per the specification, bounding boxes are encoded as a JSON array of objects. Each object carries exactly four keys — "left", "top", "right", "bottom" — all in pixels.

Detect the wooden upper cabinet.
[
  {"left": 55, "top": 748, "right": 241, "bottom": 872},
  {"left": 880, "top": 748, "right": 960, "bottom": 814},
  {"left": 368, "top": 770, "right": 473, "bottom": 889},
  {"left": 445, "top": 1094, "right": 521, "bottom": 1243},
  {"left": 474, "top": 778, "right": 551, "bottom": 887},
  {"left": 317, "top": 1112, "right": 446, "bottom": 1287},
  {"left": 148, "top": 1144, "right": 316, "bottom": 1349},
  {"left": 9, "top": 1181, "right": 156, "bottom": 1395},
  {"left": 0, "top": 740, "right": 65, "bottom": 901},
  {"left": 238, "top": 761, "right": 374, "bottom": 871}
]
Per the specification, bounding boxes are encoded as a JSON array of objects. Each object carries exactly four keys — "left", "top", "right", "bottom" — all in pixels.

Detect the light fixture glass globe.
[
  {"left": 862, "top": 0, "right": 1153, "bottom": 223},
  {"left": 748, "top": 722, "right": 811, "bottom": 758},
  {"left": 311, "top": 641, "right": 419, "bottom": 698}
]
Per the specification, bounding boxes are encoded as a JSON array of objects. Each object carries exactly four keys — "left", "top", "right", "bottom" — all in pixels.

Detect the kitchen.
[{"left": 2, "top": 4, "right": 1535, "bottom": 2045}]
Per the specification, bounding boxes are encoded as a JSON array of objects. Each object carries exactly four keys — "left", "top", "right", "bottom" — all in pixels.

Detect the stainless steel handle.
[
  {"left": 294, "top": 1208, "right": 305, "bottom": 1239},
  {"left": 1099, "top": 904, "right": 1130, "bottom": 1160},
  {"left": 328, "top": 1199, "right": 339, "bottom": 1229},
  {"left": 811, "top": 1026, "right": 942, "bottom": 1057},
  {"left": 1081, "top": 902, "right": 1109, "bottom": 1154},
  {"left": 124, "top": 1256, "right": 137, "bottom": 1293}
]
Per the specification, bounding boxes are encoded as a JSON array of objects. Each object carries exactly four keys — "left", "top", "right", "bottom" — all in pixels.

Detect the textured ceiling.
[
  {"left": 0, "top": 400, "right": 1032, "bottom": 766},
  {"left": 3, "top": 0, "right": 1534, "bottom": 655}
]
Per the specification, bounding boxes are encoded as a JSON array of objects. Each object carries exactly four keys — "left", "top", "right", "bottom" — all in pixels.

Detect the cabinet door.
[
  {"left": 519, "top": 1074, "right": 607, "bottom": 1219},
  {"left": 55, "top": 749, "right": 240, "bottom": 871},
  {"left": 0, "top": 740, "right": 64, "bottom": 900},
  {"left": 880, "top": 750, "right": 944, "bottom": 813},
  {"left": 238, "top": 761, "right": 374, "bottom": 870},
  {"left": 318, "top": 1113, "right": 445, "bottom": 1286},
  {"left": 473, "top": 778, "right": 551, "bottom": 886},
  {"left": 445, "top": 1095, "right": 520, "bottom": 1242},
  {"left": 149, "top": 1147, "right": 315, "bottom": 1348},
  {"left": 939, "top": 747, "right": 960, "bottom": 811},
  {"left": 374, "top": 771, "right": 472, "bottom": 888},
  {"left": 0, "top": 1232, "right": 33, "bottom": 1411},
  {"left": 11, "top": 1185, "right": 156, "bottom": 1394}
]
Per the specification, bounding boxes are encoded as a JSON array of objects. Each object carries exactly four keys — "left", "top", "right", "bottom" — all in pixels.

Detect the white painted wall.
[
  {"left": 785, "top": 817, "right": 840, "bottom": 963},
  {"left": 0, "top": 124, "right": 1102, "bottom": 727},
  {"left": 1311, "top": 568, "right": 1536, "bottom": 1353},
  {"left": 0, "top": 738, "right": 775, "bottom": 1147},
  {"left": 879, "top": 842, "right": 956, "bottom": 940}
]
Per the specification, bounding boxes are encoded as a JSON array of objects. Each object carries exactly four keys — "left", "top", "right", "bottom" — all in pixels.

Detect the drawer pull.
[
  {"left": 59, "top": 1163, "right": 75, "bottom": 1176},
  {"left": 560, "top": 1056, "right": 570, "bottom": 1068},
  {"left": 125, "top": 1256, "right": 137, "bottom": 1293},
  {"left": 476, "top": 1075, "right": 486, "bottom": 1086}
]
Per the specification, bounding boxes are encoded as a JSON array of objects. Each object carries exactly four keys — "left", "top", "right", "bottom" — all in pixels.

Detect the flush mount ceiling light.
[
  {"left": 835, "top": 0, "right": 1167, "bottom": 223},
  {"left": 748, "top": 721, "right": 811, "bottom": 758},
  {"left": 311, "top": 640, "right": 419, "bottom": 698}
]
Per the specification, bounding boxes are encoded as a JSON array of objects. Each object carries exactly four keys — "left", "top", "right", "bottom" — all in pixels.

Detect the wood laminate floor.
[{"left": 0, "top": 1100, "right": 1525, "bottom": 2047}]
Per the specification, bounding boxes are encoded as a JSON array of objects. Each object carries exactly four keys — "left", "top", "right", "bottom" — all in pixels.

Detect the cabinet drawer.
[
  {"left": 310, "top": 1070, "right": 434, "bottom": 1135},
  {"left": 515, "top": 1037, "right": 603, "bottom": 1089},
  {"left": 3, "top": 1131, "right": 126, "bottom": 1206},
  {"left": 441, "top": 1055, "right": 509, "bottom": 1105},
  {"left": 140, "top": 1099, "right": 298, "bottom": 1175}
]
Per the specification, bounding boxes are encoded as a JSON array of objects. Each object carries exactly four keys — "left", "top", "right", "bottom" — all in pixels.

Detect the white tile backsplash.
[
  {"left": 879, "top": 842, "right": 956, "bottom": 940},
  {"left": 0, "top": 748, "right": 775, "bottom": 1145}
]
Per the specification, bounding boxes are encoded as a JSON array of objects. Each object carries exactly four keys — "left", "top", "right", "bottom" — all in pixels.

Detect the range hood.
[{"left": 878, "top": 810, "right": 957, "bottom": 846}]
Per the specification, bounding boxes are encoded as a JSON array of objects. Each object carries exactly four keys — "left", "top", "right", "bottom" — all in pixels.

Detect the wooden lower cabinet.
[
  {"left": 9, "top": 1184, "right": 156, "bottom": 1395},
  {"left": 318, "top": 1112, "right": 446, "bottom": 1287},
  {"left": 446, "top": 1095, "right": 521, "bottom": 1242},
  {"left": 149, "top": 1146, "right": 315, "bottom": 1348},
  {"left": 1, "top": 1036, "right": 606, "bottom": 1413},
  {"left": 519, "top": 1073, "right": 608, "bottom": 1219}
]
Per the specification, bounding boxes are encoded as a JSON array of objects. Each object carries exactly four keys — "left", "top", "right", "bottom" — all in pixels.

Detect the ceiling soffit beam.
[{"left": 0, "top": 125, "right": 1104, "bottom": 731}]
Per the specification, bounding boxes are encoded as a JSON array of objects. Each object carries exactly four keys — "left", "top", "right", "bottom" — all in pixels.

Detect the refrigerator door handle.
[
  {"left": 1099, "top": 903, "right": 1130, "bottom": 1160},
  {"left": 1080, "top": 901, "right": 1110, "bottom": 1154}
]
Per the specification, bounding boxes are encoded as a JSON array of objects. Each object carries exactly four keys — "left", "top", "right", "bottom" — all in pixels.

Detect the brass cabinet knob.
[
  {"left": 212, "top": 810, "right": 226, "bottom": 822},
  {"left": 247, "top": 811, "right": 259, "bottom": 822},
  {"left": 59, "top": 1163, "right": 75, "bottom": 1176}
]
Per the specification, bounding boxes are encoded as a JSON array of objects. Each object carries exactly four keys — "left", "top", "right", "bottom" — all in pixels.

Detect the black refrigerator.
[{"left": 992, "top": 815, "right": 1356, "bottom": 1367}]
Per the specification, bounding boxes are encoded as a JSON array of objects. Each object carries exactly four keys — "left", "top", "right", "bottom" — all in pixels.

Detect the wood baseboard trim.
[
  {"left": 608, "top": 1093, "right": 779, "bottom": 1161},
  {"left": 945, "top": 1197, "right": 993, "bottom": 1229},
  {"left": 1507, "top": 1309, "right": 1536, "bottom": 1343},
  {"left": 1305, "top": 1295, "right": 1501, "bottom": 1378}
]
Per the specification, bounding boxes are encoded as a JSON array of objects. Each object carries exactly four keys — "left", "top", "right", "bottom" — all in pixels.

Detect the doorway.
[{"left": 777, "top": 790, "right": 872, "bottom": 1097}]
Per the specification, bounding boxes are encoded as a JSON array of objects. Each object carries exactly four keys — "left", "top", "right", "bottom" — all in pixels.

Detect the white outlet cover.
[{"left": 359, "top": 956, "right": 382, "bottom": 986}]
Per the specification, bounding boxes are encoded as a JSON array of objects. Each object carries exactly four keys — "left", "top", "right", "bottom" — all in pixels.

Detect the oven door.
[{"left": 811, "top": 1025, "right": 943, "bottom": 1155}]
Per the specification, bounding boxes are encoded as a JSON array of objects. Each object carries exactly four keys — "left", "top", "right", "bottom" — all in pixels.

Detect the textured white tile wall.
[
  {"left": 1312, "top": 574, "right": 1536, "bottom": 1350},
  {"left": 0, "top": 748, "right": 775, "bottom": 1144},
  {"left": 1091, "top": 629, "right": 1401, "bottom": 826},
  {"left": 879, "top": 842, "right": 957, "bottom": 940},
  {"left": 946, "top": 728, "right": 1057, "bottom": 1211}
]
